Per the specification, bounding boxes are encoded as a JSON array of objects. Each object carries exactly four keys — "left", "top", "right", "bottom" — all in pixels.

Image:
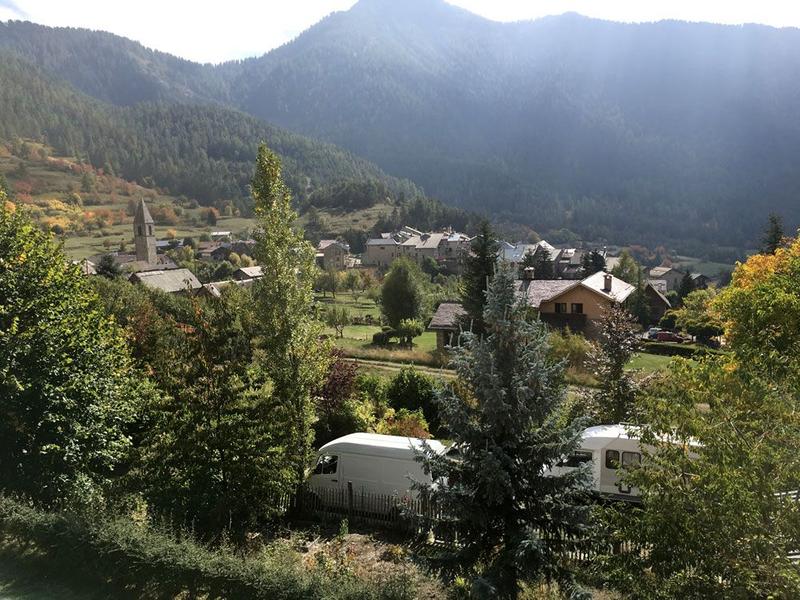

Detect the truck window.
[
  {"left": 313, "top": 454, "right": 338, "bottom": 475},
  {"left": 622, "top": 452, "right": 641, "bottom": 469},
  {"left": 605, "top": 450, "right": 620, "bottom": 469},
  {"left": 559, "top": 451, "right": 593, "bottom": 467}
]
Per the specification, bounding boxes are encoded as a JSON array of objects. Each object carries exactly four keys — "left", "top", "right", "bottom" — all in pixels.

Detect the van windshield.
[{"left": 313, "top": 454, "right": 338, "bottom": 475}]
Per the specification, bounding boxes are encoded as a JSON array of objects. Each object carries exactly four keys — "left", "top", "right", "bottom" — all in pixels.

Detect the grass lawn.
[
  {"left": 315, "top": 293, "right": 381, "bottom": 319},
  {"left": 628, "top": 352, "right": 674, "bottom": 372}
]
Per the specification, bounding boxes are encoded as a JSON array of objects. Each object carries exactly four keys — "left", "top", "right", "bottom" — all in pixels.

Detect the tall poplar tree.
[
  {"left": 460, "top": 220, "right": 499, "bottom": 336},
  {"left": 250, "top": 144, "right": 330, "bottom": 486},
  {"left": 417, "top": 264, "right": 590, "bottom": 598}
]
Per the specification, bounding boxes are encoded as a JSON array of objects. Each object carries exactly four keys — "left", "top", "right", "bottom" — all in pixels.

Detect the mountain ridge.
[{"left": 3, "top": 8, "right": 800, "bottom": 254}]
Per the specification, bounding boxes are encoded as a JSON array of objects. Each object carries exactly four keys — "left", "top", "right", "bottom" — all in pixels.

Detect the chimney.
[
  {"left": 523, "top": 266, "right": 535, "bottom": 281},
  {"left": 603, "top": 272, "right": 613, "bottom": 292}
]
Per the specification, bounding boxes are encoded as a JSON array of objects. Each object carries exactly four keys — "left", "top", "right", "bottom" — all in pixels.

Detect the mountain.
[
  {"left": 3, "top": 5, "right": 800, "bottom": 254},
  {"left": 0, "top": 46, "right": 425, "bottom": 217}
]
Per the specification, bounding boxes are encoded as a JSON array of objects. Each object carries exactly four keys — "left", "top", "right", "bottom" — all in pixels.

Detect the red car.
[{"left": 656, "top": 331, "right": 685, "bottom": 343}]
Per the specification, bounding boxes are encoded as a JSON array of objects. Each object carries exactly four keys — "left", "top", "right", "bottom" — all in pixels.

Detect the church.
[{"left": 90, "top": 198, "right": 177, "bottom": 272}]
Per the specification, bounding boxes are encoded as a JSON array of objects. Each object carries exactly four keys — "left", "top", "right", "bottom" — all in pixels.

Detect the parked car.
[
  {"left": 646, "top": 327, "right": 661, "bottom": 340},
  {"left": 656, "top": 331, "right": 685, "bottom": 343}
]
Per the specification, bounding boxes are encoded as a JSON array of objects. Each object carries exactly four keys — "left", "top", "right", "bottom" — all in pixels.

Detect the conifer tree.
[
  {"left": 580, "top": 250, "right": 606, "bottom": 277},
  {"left": 589, "top": 304, "right": 641, "bottom": 424},
  {"left": 761, "top": 213, "right": 785, "bottom": 254},
  {"left": 460, "top": 220, "right": 499, "bottom": 336},
  {"left": 250, "top": 144, "right": 330, "bottom": 487},
  {"left": 417, "top": 264, "right": 590, "bottom": 599},
  {"left": 533, "top": 248, "right": 556, "bottom": 279}
]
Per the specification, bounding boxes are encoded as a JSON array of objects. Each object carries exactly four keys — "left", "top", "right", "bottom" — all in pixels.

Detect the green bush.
[
  {"left": 0, "top": 496, "right": 417, "bottom": 600},
  {"left": 642, "top": 342, "right": 723, "bottom": 358},
  {"left": 548, "top": 330, "right": 593, "bottom": 371}
]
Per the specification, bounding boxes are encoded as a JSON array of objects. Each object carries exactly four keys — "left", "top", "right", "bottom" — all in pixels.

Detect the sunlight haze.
[{"left": 1, "top": 0, "right": 799, "bottom": 63}]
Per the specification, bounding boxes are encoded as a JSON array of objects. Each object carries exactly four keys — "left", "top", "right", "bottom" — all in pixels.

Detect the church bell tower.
[{"left": 133, "top": 198, "right": 157, "bottom": 264}]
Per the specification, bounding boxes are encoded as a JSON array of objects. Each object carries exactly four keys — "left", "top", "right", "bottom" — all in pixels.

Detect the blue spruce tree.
[{"left": 416, "top": 263, "right": 591, "bottom": 599}]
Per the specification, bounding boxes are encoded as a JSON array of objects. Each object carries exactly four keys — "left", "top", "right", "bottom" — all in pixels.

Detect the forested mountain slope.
[
  {"left": 3, "top": 2, "right": 800, "bottom": 252},
  {"left": 0, "top": 51, "right": 422, "bottom": 214}
]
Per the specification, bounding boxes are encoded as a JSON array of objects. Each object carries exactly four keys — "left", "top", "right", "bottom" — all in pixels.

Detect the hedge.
[
  {"left": 641, "top": 342, "right": 724, "bottom": 359},
  {"left": 0, "top": 496, "right": 415, "bottom": 600}
]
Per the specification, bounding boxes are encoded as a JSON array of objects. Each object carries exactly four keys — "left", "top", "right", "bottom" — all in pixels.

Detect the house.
[
  {"left": 690, "top": 273, "right": 710, "bottom": 289},
  {"left": 129, "top": 269, "right": 202, "bottom": 295},
  {"left": 427, "top": 302, "right": 467, "bottom": 351},
  {"left": 498, "top": 241, "right": 556, "bottom": 266},
  {"left": 553, "top": 249, "right": 586, "bottom": 280},
  {"left": 317, "top": 240, "right": 350, "bottom": 271},
  {"left": 363, "top": 237, "right": 402, "bottom": 267},
  {"left": 198, "top": 279, "right": 254, "bottom": 299},
  {"left": 648, "top": 266, "right": 685, "bottom": 292},
  {"left": 232, "top": 266, "right": 264, "bottom": 281},
  {"left": 643, "top": 283, "right": 672, "bottom": 323},
  {"left": 647, "top": 279, "right": 668, "bottom": 295},
  {"left": 363, "top": 226, "right": 470, "bottom": 270}
]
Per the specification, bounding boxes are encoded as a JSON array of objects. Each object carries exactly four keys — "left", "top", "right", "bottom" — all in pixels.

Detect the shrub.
[
  {"left": 0, "top": 496, "right": 418, "bottom": 599},
  {"left": 386, "top": 368, "right": 440, "bottom": 433}
]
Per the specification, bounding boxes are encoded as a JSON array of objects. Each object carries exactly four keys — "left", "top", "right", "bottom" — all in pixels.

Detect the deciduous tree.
[
  {"left": 0, "top": 196, "right": 141, "bottom": 509},
  {"left": 381, "top": 257, "right": 423, "bottom": 328},
  {"left": 250, "top": 144, "right": 330, "bottom": 488}
]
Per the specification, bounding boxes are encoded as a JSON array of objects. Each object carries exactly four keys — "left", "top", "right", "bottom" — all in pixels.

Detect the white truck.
[{"left": 307, "top": 433, "right": 446, "bottom": 506}]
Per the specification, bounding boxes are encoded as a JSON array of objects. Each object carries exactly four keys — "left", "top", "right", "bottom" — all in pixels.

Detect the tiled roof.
[
  {"left": 649, "top": 266, "right": 676, "bottom": 277},
  {"left": 366, "top": 238, "right": 399, "bottom": 246},
  {"left": 428, "top": 302, "right": 467, "bottom": 330},
  {"left": 517, "top": 280, "right": 575, "bottom": 308},
  {"left": 236, "top": 266, "right": 264, "bottom": 278},
  {"left": 129, "top": 268, "right": 201, "bottom": 293},
  {"left": 580, "top": 271, "right": 635, "bottom": 303}
]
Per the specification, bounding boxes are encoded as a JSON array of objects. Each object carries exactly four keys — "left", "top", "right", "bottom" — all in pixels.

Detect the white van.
[{"left": 307, "top": 433, "right": 446, "bottom": 502}]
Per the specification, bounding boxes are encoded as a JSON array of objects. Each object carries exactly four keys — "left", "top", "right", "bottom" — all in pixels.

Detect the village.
[{"left": 76, "top": 198, "right": 717, "bottom": 360}]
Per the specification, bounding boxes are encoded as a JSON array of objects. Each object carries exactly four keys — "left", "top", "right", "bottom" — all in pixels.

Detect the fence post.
[{"left": 347, "top": 481, "right": 354, "bottom": 523}]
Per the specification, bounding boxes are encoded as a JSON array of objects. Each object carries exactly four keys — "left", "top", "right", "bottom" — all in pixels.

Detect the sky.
[{"left": 1, "top": 0, "right": 799, "bottom": 64}]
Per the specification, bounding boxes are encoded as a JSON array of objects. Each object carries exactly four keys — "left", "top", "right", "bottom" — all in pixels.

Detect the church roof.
[{"left": 134, "top": 198, "right": 154, "bottom": 225}]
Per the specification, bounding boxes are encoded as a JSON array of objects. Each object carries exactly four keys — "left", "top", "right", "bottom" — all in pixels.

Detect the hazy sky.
[{"left": 1, "top": 0, "right": 799, "bottom": 63}]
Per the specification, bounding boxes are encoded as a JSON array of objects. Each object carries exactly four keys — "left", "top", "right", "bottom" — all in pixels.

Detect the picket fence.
[{"left": 278, "top": 484, "right": 636, "bottom": 562}]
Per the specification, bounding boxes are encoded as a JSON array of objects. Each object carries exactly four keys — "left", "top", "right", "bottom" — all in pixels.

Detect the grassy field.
[
  {"left": 1, "top": 142, "right": 257, "bottom": 260},
  {"left": 628, "top": 352, "right": 674, "bottom": 372}
]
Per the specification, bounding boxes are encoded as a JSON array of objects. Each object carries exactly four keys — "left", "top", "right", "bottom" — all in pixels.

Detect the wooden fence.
[{"left": 281, "top": 484, "right": 636, "bottom": 562}]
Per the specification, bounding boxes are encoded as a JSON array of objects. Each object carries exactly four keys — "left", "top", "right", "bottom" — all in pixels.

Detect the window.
[
  {"left": 148, "top": 226, "right": 153, "bottom": 236},
  {"left": 313, "top": 455, "right": 338, "bottom": 475},
  {"left": 622, "top": 452, "right": 641, "bottom": 469},
  {"left": 138, "top": 226, "right": 143, "bottom": 236},
  {"left": 555, "top": 303, "right": 568, "bottom": 314},
  {"left": 605, "top": 449, "right": 620, "bottom": 469},
  {"left": 559, "top": 451, "right": 593, "bottom": 468},
  {"left": 571, "top": 303, "right": 584, "bottom": 314}
]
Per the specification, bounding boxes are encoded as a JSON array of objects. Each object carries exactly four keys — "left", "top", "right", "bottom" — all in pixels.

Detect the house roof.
[
  {"left": 366, "top": 237, "right": 399, "bottom": 246},
  {"left": 319, "top": 239, "right": 350, "bottom": 252},
  {"left": 428, "top": 302, "right": 467, "bottom": 330},
  {"left": 416, "top": 233, "right": 446, "bottom": 249},
  {"left": 517, "top": 280, "right": 575, "bottom": 309},
  {"left": 649, "top": 266, "right": 679, "bottom": 278},
  {"left": 201, "top": 279, "right": 253, "bottom": 298},
  {"left": 690, "top": 272, "right": 709, "bottom": 281},
  {"left": 647, "top": 279, "right": 668, "bottom": 294},
  {"left": 520, "top": 272, "right": 634, "bottom": 308},
  {"left": 235, "top": 266, "right": 263, "bottom": 278},
  {"left": 646, "top": 282, "right": 672, "bottom": 308},
  {"left": 129, "top": 268, "right": 201, "bottom": 293},
  {"left": 580, "top": 271, "right": 635, "bottom": 303}
]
